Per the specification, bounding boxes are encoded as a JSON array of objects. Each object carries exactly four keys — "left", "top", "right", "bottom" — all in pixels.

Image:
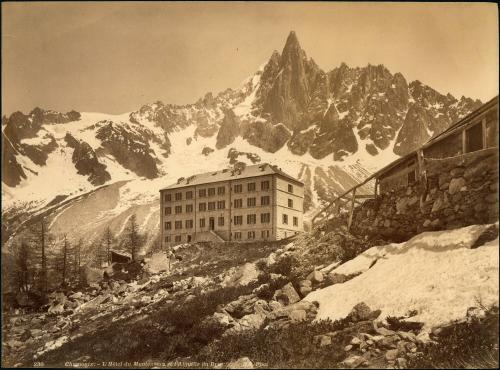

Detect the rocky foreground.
[{"left": 2, "top": 224, "right": 499, "bottom": 368}]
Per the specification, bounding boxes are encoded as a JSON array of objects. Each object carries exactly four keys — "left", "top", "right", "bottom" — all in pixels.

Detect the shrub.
[
  {"left": 196, "top": 318, "right": 351, "bottom": 368},
  {"left": 269, "top": 255, "right": 297, "bottom": 277},
  {"left": 254, "top": 273, "right": 289, "bottom": 300},
  {"left": 386, "top": 316, "right": 424, "bottom": 332},
  {"left": 407, "top": 306, "right": 499, "bottom": 369},
  {"left": 39, "top": 282, "right": 261, "bottom": 365}
]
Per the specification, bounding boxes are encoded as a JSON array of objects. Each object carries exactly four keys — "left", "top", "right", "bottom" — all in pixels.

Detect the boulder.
[
  {"left": 227, "top": 357, "right": 253, "bottom": 369},
  {"left": 30, "top": 329, "right": 43, "bottom": 338},
  {"left": 69, "top": 292, "right": 83, "bottom": 300},
  {"left": 211, "top": 312, "right": 236, "bottom": 328},
  {"left": 238, "top": 313, "right": 266, "bottom": 330},
  {"left": 225, "top": 294, "right": 258, "bottom": 317},
  {"left": 48, "top": 303, "right": 65, "bottom": 314},
  {"left": 397, "top": 331, "right": 417, "bottom": 342},
  {"left": 376, "top": 326, "right": 396, "bottom": 336},
  {"left": 343, "top": 355, "right": 365, "bottom": 368},
  {"left": 327, "top": 272, "right": 348, "bottom": 285},
  {"left": 347, "top": 302, "right": 380, "bottom": 322},
  {"left": 385, "top": 349, "right": 399, "bottom": 361},
  {"left": 222, "top": 263, "right": 259, "bottom": 287},
  {"left": 298, "top": 279, "right": 312, "bottom": 288},
  {"left": 350, "top": 336, "right": 362, "bottom": 346},
  {"left": 299, "top": 286, "right": 312, "bottom": 296},
  {"left": 306, "top": 270, "right": 324, "bottom": 283},
  {"left": 448, "top": 177, "right": 466, "bottom": 195},
  {"left": 273, "top": 283, "right": 300, "bottom": 306},
  {"left": 137, "top": 277, "right": 150, "bottom": 285},
  {"left": 288, "top": 309, "right": 307, "bottom": 322},
  {"left": 313, "top": 334, "right": 332, "bottom": 347},
  {"left": 268, "top": 300, "right": 282, "bottom": 311},
  {"left": 396, "top": 357, "right": 408, "bottom": 368}
]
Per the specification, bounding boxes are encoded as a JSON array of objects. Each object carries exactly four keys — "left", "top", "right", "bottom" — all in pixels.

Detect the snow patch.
[{"left": 305, "top": 224, "right": 499, "bottom": 330}]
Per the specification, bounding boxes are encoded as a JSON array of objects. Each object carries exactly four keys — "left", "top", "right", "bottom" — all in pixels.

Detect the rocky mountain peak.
[{"left": 281, "top": 31, "right": 304, "bottom": 61}]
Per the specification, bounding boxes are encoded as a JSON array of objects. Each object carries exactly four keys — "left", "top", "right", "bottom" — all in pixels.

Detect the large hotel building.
[{"left": 160, "top": 163, "right": 304, "bottom": 247}]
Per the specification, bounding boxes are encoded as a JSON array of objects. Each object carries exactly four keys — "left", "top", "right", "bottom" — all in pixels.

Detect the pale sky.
[{"left": 2, "top": 2, "right": 498, "bottom": 115}]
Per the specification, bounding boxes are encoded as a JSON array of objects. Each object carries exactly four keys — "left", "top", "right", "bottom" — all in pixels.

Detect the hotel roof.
[{"left": 161, "top": 163, "right": 303, "bottom": 190}]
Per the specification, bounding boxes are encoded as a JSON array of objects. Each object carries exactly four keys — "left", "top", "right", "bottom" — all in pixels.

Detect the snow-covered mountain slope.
[{"left": 1, "top": 31, "right": 482, "bottom": 252}]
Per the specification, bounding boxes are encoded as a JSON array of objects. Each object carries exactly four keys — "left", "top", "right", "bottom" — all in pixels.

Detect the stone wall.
[{"left": 351, "top": 148, "right": 499, "bottom": 241}]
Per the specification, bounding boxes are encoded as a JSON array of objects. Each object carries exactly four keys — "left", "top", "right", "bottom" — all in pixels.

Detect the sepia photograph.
[{"left": 1, "top": 1, "right": 499, "bottom": 368}]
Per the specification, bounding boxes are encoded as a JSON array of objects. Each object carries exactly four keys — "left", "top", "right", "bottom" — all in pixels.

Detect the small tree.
[
  {"left": 24, "top": 218, "right": 51, "bottom": 295},
  {"left": 93, "top": 241, "right": 105, "bottom": 268},
  {"left": 73, "top": 238, "right": 83, "bottom": 280},
  {"left": 124, "top": 214, "right": 145, "bottom": 261},
  {"left": 103, "top": 226, "right": 115, "bottom": 265},
  {"left": 52, "top": 234, "right": 75, "bottom": 287},
  {"left": 13, "top": 239, "right": 32, "bottom": 292}
]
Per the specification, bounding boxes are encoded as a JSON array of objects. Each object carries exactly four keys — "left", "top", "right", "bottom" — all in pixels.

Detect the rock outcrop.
[
  {"left": 95, "top": 121, "right": 159, "bottom": 179},
  {"left": 64, "top": 133, "right": 111, "bottom": 186},
  {"left": 216, "top": 110, "right": 240, "bottom": 149}
]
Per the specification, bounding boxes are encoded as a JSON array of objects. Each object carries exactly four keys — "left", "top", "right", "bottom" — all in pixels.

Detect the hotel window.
[
  {"left": 199, "top": 203, "right": 206, "bottom": 211},
  {"left": 234, "top": 232, "right": 242, "bottom": 240},
  {"left": 199, "top": 189, "right": 207, "bottom": 198},
  {"left": 261, "top": 196, "right": 270, "bottom": 206},
  {"left": 218, "top": 217, "right": 224, "bottom": 226},
  {"left": 293, "top": 216, "right": 298, "bottom": 227},
  {"left": 465, "top": 123, "right": 483, "bottom": 153},
  {"left": 261, "top": 213, "right": 270, "bottom": 223},
  {"left": 217, "top": 186, "right": 225, "bottom": 195},
  {"left": 165, "top": 207, "right": 172, "bottom": 215},
  {"left": 175, "top": 221, "right": 182, "bottom": 229},
  {"left": 175, "top": 192, "right": 182, "bottom": 201},
  {"left": 288, "top": 184, "right": 293, "bottom": 193},
  {"left": 261, "top": 181, "right": 270, "bottom": 191},
  {"left": 186, "top": 204, "right": 193, "bottom": 213},
  {"left": 247, "top": 214, "right": 256, "bottom": 224},
  {"left": 248, "top": 182, "right": 256, "bottom": 192},
  {"left": 234, "top": 184, "right": 242, "bottom": 193},
  {"left": 165, "top": 194, "right": 172, "bottom": 202},
  {"left": 248, "top": 231, "right": 255, "bottom": 240},
  {"left": 288, "top": 199, "right": 293, "bottom": 208},
  {"left": 208, "top": 201, "right": 216, "bottom": 211},
  {"left": 234, "top": 199, "right": 243, "bottom": 208},
  {"left": 217, "top": 200, "right": 225, "bottom": 209},
  {"left": 208, "top": 188, "right": 216, "bottom": 196},
  {"left": 199, "top": 218, "right": 206, "bottom": 228},
  {"left": 247, "top": 197, "right": 256, "bottom": 207},
  {"left": 165, "top": 221, "right": 171, "bottom": 230},
  {"left": 175, "top": 205, "right": 182, "bottom": 214},
  {"left": 185, "top": 219, "right": 194, "bottom": 229},
  {"left": 165, "top": 236, "right": 170, "bottom": 243},
  {"left": 282, "top": 214, "right": 288, "bottom": 225},
  {"left": 175, "top": 235, "right": 181, "bottom": 242},
  {"left": 234, "top": 215, "right": 243, "bottom": 225},
  {"left": 186, "top": 191, "right": 193, "bottom": 200},
  {"left": 261, "top": 230, "right": 270, "bottom": 238}
]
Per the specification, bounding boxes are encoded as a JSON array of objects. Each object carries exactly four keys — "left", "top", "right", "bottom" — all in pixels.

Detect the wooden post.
[
  {"left": 482, "top": 118, "right": 487, "bottom": 149},
  {"left": 347, "top": 187, "right": 357, "bottom": 232},
  {"left": 416, "top": 150, "right": 423, "bottom": 179},
  {"left": 461, "top": 129, "right": 467, "bottom": 154},
  {"left": 374, "top": 178, "right": 378, "bottom": 198}
]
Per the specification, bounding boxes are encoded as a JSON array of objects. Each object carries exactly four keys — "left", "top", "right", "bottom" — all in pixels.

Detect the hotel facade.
[{"left": 160, "top": 163, "right": 304, "bottom": 247}]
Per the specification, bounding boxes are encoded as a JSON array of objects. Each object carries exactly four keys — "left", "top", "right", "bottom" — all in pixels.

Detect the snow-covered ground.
[{"left": 305, "top": 223, "right": 499, "bottom": 330}]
